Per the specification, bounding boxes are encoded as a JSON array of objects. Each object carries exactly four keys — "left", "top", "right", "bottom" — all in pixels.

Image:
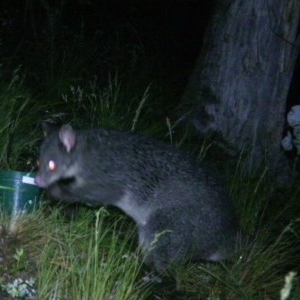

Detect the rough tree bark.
[{"left": 180, "top": 0, "right": 300, "bottom": 176}]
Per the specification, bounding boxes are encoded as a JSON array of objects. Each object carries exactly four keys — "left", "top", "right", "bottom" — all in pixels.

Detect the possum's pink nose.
[{"left": 34, "top": 175, "right": 45, "bottom": 188}]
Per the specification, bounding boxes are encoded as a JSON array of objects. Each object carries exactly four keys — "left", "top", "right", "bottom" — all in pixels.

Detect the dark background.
[
  {"left": 0, "top": 1, "right": 212, "bottom": 107},
  {"left": 0, "top": 0, "right": 299, "bottom": 114}
]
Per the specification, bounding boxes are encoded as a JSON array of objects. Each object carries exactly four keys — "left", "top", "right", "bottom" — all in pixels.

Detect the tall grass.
[
  {"left": 0, "top": 66, "right": 41, "bottom": 171},
  {"left": 37, "top": 207, "right": 148, "bottom": 299},
  {"left": 0, "top": 205, "right": 150, "bottom": 299}
]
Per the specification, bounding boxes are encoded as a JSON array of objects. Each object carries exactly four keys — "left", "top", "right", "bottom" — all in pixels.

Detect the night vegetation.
[{"left": 0, "top": 1, "right": 299, "bottom": 299}]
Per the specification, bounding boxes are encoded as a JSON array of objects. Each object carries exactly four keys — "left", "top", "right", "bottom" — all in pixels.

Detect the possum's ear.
[
  {"left": 59, "top": 124, "right": 76, "bottom": 153},
  {"left": 41, "top": 121, "right": 60, "bottom": 138}
]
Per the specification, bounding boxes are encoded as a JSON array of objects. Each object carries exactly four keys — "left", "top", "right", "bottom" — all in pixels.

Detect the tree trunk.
[{"left": 180, "top": 0, "right": 300, "bottom": 176}]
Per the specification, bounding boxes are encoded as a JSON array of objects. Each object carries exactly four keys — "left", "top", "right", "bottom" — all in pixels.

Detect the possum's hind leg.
[{"left": 138, "top": 208, "right": 190, "bottom": 274}]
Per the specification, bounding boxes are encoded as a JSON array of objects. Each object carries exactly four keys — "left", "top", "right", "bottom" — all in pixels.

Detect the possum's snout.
[{"left": 34, "top": 175, "right": 47, "bottom": 188}]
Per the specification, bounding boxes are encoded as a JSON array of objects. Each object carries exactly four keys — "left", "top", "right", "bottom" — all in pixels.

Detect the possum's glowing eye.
[{"left": 48, "top": 160, "right": 57, "bottom": 171}]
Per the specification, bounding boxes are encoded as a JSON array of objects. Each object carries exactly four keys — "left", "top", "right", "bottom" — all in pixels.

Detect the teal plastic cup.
[{"left": 0, "top": 171, "right": 42, "bottom": 216}]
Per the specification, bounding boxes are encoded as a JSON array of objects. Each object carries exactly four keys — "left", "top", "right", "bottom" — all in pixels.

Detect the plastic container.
[{"left": 0, "top": 171, "right": 42, "bottom": 216}]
